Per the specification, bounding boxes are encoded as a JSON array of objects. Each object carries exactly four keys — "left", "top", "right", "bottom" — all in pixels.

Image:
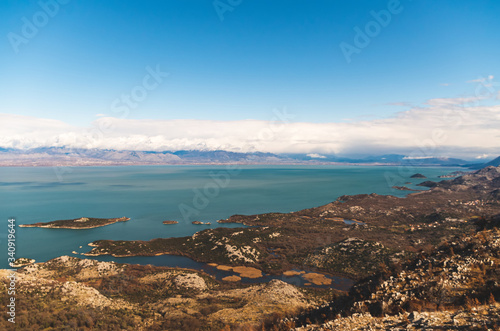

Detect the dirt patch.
[
  {"left": 222, "top": 275, "right": 241, "bottom": 282},
  {"left": 232, "top": 266, "right": 262, "bottom": 278},
  {"left": 283, "top": 270, "right": 306, "bottom": 277},
  {"left": 302, "top": 273, "right": 332, "bottom": 286},
  {"left": 216, "top": 265, "right": 233, "bottom": 271},
  {"left": 216, "top": 265, "right": 263, "bottom": 278},
  {"left": 325, "top": 217, "right": 345, "bottom": 222}
]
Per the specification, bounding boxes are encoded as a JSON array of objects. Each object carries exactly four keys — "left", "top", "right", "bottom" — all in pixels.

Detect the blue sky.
[{"left": 1, "top": 0, "right": 499, "bottom": 157}]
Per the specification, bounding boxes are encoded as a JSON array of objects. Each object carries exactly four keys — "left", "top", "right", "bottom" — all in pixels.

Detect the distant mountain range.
[
  {"left": 468, "top": 155, "right": 500, "bottom": 169},
  {"left": 0, "top": 147, "right": 495, "bottom": 167},
  {"left": 282, "top": 153, "right": 478, "bottom": 166}
]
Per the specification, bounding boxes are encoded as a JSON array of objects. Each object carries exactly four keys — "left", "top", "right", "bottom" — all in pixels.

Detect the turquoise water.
[{"left": 0, "top": 165, "right": 461, "bottom": 272}]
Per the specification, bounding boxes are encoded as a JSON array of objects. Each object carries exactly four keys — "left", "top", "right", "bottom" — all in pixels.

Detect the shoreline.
[
  {"left": 82, "top": 252, "right": 355, "bottom": 290},
  {"left": 82, "top": 240, "right": 358, "bottom": 282}
]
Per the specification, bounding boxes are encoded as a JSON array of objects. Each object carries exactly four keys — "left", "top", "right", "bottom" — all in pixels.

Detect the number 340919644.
[{"left": 7, "top": 219, "right": 16, "bottom": 267}]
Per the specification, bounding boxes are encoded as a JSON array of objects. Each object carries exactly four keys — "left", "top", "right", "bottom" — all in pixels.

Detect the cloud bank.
[{"left": 1, "top": 96, "right": 499, "bottom": 159}]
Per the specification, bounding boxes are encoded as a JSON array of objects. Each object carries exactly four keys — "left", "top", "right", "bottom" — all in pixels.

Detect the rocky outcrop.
[
  {"left": 295, "top": 306, "right": 500, "bottom": 330},
  {"left": 303, "top": 238, "right": 402, "bottom": 276},
  {"left": 21, "top": 256, "right": 124, "bottom": 280},
  {"left": 208, "top": 279, "right": 311, "bottom": 325},
  {"left": 173, "top": 273, "right": 207, "bottom": 291},
  {"left": 11, "top": 257, "right": 35, "bottom": 267}
]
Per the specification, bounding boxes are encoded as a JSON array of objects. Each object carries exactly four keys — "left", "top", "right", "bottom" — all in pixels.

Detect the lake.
[{"left": 0, "top": 165, "right": 462, "bottom": 287}]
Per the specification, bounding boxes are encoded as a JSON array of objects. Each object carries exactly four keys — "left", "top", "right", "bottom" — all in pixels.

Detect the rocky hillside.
[
  {"left": 0, "top": 256, "right": 332, "bottom": 330},
  {"left": 287, "top": 223, "right": 500, "bottom": 330}
]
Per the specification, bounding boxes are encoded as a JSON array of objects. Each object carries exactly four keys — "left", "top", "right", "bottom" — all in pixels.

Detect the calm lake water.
[{"left": 0, "top": 165, "right": 462, "bottom": 287}]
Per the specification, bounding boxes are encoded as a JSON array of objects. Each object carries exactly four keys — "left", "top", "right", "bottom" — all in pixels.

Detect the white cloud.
[
  {"left": 425, "top": 96, "right": 484, "bottom": 106},
  {"left": 467, "top": 76, "right": 494, "bottom": 83},
  {"left": 307, "top": 153, "right": 327, "bottom": 159},
  {"left": 1, "top": 94, "right": 500, "bottom": 159},
  {"left": 403, "top": 156, "right": 433, "bottom": 160},
  {"left": 387, "top": 102, "right": 411, "bottom": 107}
]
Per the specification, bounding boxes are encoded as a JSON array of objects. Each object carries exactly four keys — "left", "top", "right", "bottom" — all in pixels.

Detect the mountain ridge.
[
  {"left": 0, "top": 147, "right": 488, "bottom": 167},
  {"left": 469, "top": 155, "right": 500, "bottom": 169}
]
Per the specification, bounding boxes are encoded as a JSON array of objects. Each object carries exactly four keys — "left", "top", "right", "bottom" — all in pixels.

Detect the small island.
[
  {"left": 163, "top": 220, "right": 179, "bottom": 225},
  {"left": 439, "top": 171, "right": 470, "bottom": 178},
  {"left": 192, "top": 221, "right": 211, "bottom": 225},
  {"left": 19, "top": 217, "right": 130, "bottom": 229},
  {"left": 392, "top": 186, "right": 421, "bottom": 191},
  {"left": 410, "top": 173, "right": 427, "bottom": 178}
]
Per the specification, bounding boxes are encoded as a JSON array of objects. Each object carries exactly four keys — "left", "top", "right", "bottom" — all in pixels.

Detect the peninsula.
[{"left": 85, "top": 167, "right": 500, "bottom": 281}]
